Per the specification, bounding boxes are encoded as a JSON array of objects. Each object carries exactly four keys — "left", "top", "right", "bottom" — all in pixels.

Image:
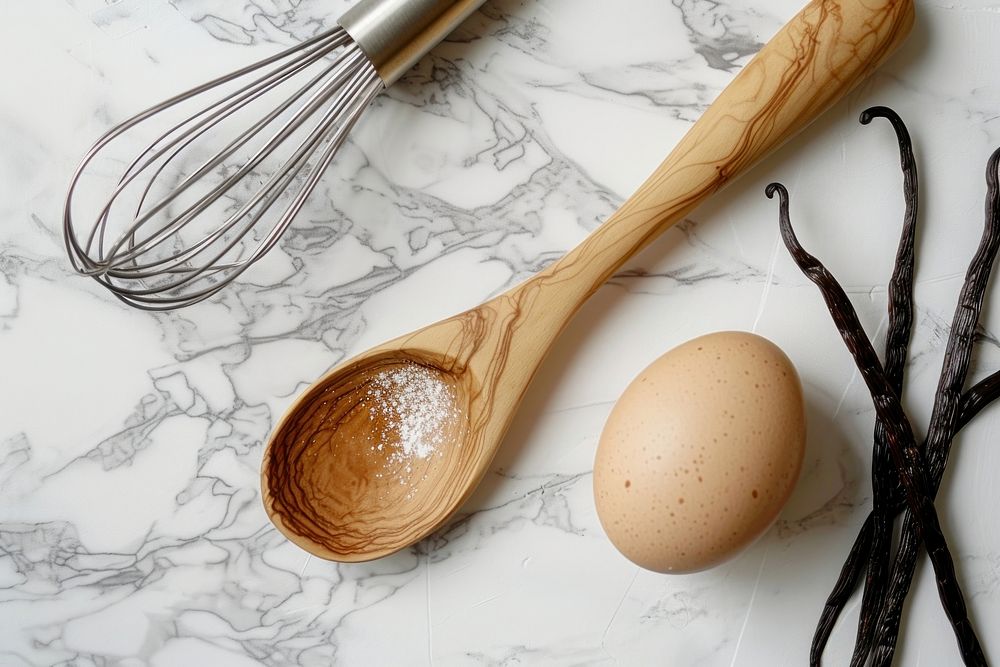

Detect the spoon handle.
[{"left": 529, "top": 0, "right": 914, "bottom": 320}]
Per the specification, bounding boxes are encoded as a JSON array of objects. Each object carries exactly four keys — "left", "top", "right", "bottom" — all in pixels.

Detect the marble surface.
[{"left": 3, "top": 0, "right": 1000, "bottom": 664}]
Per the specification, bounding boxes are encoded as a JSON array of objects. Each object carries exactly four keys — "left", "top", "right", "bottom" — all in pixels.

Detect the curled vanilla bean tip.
[
  {"left": 766, "top": 183, "right": 794, "bottom": 241},
  {"left": 860, "top": 105, "right": 900, "bottom": 126},
  {"left": 765, "top": 182, "right": 788, "bottom": 201}
]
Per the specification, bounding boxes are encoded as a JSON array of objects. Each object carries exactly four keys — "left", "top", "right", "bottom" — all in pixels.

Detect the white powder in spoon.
[{"left": 366, "top": 363, "right": 460, "bottom": 465}]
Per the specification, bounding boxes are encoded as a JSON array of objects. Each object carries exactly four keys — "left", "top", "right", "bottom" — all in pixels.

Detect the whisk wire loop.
[
  {"left": 64, "top": 25, "right": 384, "bottom": 310},
  {"left": 114, "top": 45, "right": 368, "bottom": 275}
]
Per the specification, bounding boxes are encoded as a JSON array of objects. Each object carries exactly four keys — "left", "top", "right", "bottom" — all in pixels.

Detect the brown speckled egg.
[{"left": 593, "top": 331, "right": 805, "bottom": 573}]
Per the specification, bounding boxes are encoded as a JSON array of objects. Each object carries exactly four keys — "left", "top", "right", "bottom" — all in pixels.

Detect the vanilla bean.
[
  {"left": 850, "top": 107, "right": 919, "bottom": 667},
  {"left": 809, "top": 368, "right": 1000, "bottom": 666},
  {"left": 767, "top": 182, "right": 986, "bottom": 665},
  {"left": 810, "top": 514, "right": 874, "bottom": 666},
  {"left": 870, "top": 146, "right": 1000, "bottom": 667},
  {"left": 809, "top": 107, "right": 919, "bottom": 667},
  {"left": 958, "top": 370, "right": 1000, "bottom": 428}
]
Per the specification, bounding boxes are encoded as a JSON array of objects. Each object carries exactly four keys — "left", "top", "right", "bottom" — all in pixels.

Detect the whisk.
[{"left": 64, "top": 0, "right": 487, "bottom": 310}]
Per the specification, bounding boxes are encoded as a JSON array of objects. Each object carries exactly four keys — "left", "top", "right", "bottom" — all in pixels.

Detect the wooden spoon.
[{"left": 262, "top": 0, "right": 914, "bottom": 562}]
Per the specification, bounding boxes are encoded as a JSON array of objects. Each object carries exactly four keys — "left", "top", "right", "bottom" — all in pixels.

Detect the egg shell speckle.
[{"left": 593, "top": 331, "right": 806, "bottom": 573}]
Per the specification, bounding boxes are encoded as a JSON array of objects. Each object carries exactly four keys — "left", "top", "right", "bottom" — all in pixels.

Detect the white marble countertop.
[{"left": 3, "top": 0, "right": 999, "bottom": 665}]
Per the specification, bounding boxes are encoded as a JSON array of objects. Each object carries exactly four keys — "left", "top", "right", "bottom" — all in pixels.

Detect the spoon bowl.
[
  {"left": 262, "top": 0, "right": 915, "bottom": 562},
  {"left": 264, "top": 350, "right": 474, "bottom": 560},
  {"left": 264, "top": 287, "right": 553, "bottom": 560}
]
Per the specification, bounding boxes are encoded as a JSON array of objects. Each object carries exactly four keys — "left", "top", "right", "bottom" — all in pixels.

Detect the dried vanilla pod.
[
  {"left": 810, "top": 107, "right": 918, "bottom": 666},
  {"left": 870, "top": 146, "right": 1000, "bottom": 667},
  {"left": 768, "top": 181, "right": 986, "bottom": 665},
  {"left": 850, "top": 107, "right": 918, "bottom": 667}
]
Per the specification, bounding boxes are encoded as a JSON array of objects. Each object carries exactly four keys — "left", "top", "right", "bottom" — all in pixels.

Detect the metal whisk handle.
[{"left": 338, "top": 0, "right": 488, "bottom": 86}]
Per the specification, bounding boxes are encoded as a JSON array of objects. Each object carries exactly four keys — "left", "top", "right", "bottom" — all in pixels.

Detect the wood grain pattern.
[{"left": 262, "top": 0, "right": 914, "bottom": 562}]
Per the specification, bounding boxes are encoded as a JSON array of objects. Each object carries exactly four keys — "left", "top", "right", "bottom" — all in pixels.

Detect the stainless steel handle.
[{"left": 338, "top": 0, "right": 487, "bottom": 86}]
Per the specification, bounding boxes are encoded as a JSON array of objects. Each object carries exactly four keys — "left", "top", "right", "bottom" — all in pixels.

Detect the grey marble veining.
[{"left": 2, "top": 0, "right": 1000, "bottom": 665}]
